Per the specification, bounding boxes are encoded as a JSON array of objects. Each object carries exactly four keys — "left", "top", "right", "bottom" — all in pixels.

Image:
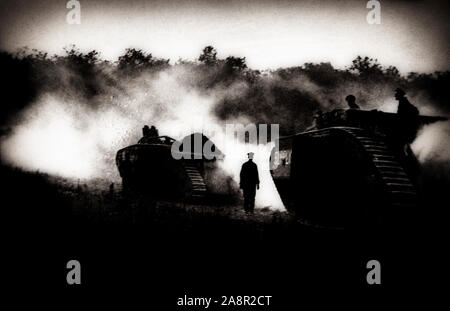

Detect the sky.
[{"left": 0, "top": 0, "right": 449, "bottom": 74}]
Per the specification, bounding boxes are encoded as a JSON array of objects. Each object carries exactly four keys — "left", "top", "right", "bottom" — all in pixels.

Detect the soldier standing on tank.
[
  {"left": 395, "top": 88, "right": 418, "bottom": 117},
  {"left": 395, "top": 88, "right": 419, "bottom": 145},
  {"left": 239, "top": 152, "right": 260, "bottom": 214}
]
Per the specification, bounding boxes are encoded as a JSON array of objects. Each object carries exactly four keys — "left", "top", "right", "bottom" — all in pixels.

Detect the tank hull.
[
  {"left": 116, "top": 134, "right": 235, "bottom": 201},
  {"left": 271, "top": 127, "right": 419, "bottom": 229},
  {"left": 117, "top": 143, "right": 191, "bottom": 198}
]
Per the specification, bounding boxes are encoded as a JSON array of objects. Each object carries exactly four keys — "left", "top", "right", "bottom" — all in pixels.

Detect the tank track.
[
  {"left": 338, "top": 127, "right": 417, "bottom": 209},
  {"left": 182, "top": 161, "right": 207, "bottom": 199},
  {"left": 301, "top": 127, "right": 417, "bottom": 209}
]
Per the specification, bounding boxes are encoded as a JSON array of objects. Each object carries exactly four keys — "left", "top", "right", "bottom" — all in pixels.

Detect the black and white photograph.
[{"left": 1, "top": 0, "right": 449, "bottom": 306}]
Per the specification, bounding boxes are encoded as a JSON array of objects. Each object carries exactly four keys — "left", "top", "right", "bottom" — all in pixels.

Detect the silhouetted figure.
[
  {"left": 149, "top": 125, "right": 159, "bottom": 137},
  {"left": 141, "top": 125, "right": 160, "bottom": 143},
  {"left": 239, "top": 152, "right": 260, "bottom": 214},
  {"left": 345, "top": 95, "right": 360, "bottom": 110},
  {"left": 395, "top": 88, "right": 418, "bottom": 117},
  {"left": 395, "top": 88, "right": 420, "bottom": 146},
  {"left": 143, "top": 125, "right": 151, "bottom": 137}
]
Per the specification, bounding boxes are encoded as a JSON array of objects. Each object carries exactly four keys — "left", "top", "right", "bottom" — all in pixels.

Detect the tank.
[
  {"left": 116, "top": 131, "right": 232, "bottom": 201},
  {"left": 270, "top": 108, "right": 447, "bottom": 229}
]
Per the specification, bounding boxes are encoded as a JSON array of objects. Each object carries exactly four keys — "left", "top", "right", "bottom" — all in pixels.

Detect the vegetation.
[
  {"left": 0, "top": 45, "right": 449, "bottom": 228},
  {"left": 1, "top": 46, "right": 448, "bottom": 134}
]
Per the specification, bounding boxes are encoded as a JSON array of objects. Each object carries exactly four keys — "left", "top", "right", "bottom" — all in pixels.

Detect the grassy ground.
[{"left": 3, "top": 162, "right": 446, "bottom": 293}]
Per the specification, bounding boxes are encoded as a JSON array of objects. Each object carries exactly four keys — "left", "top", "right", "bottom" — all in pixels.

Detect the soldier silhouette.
[
  {"left": 395, "top": 88, "right": 420, "bottom": 148},
  {"left": 141, "top": 125, "right": 160, "bottom": 143},
  {"left": 142, "top": 125, "right": 151, "bottom": 137},
  {"left": 239, "top": 152, "right": 260, "bottom": 214},
  {"left": 395, "top": 88, "right": 418, "bottom": 117},
  {"left": 345, "top": 95, "right": 360, "bottom": 109},
  {"left": 149, "top": 125, "right": 159, "bottom": 137}
]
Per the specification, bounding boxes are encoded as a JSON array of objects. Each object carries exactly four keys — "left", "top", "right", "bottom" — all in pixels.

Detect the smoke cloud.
[
  {"left": 0, "top": 54, "right": 286, "bottom": 209},
  {"left": 412, "top": 121, "right": 450, "bottom": 163},
  {"left": 0, "top": 48, "right": 449, "bottom": 210}
]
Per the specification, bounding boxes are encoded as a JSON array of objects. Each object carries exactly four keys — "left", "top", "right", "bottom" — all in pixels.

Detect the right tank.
[{"left": 270, "top": 108, "right": 447, "bottom": 230}]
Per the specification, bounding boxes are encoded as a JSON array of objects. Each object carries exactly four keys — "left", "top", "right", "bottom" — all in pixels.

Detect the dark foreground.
[{"left": 2, "top": 163, "right": 447, "bottom": 306}]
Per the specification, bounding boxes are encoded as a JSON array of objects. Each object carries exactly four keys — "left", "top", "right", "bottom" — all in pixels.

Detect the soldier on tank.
[
  {"left": 142, "top": 125, "right": 151, "bottom": 137},
  {"left": 395, "top": 88, "right": 420, "bottom": 145},
  {"left": 395, "top": 88, "right": 418, "bottom": 117},
  {"left": 141, "top": 125, "right": 160, "bottom": 143},
  {"left": 345, "top": 95, "right": 360, "bottom": 110},
  {"left": 149, "top": 125, "right": 159, "bottom": 137},
  {"left": 239, "top": 152, "right": 260, "bottom": 214}
]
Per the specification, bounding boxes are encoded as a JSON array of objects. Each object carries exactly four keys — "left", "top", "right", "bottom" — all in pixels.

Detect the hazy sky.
[{"left": 0, "top": 0, "right": 449, "bottom": 73}]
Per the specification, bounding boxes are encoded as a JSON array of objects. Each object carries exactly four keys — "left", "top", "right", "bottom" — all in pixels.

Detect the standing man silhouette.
[{"left": 239, "top": 152, "right": 260, "bottom": 214}]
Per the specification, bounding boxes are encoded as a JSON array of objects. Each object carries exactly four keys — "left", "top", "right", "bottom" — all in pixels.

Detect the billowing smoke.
[
  {"left": 0, "top": 48, "right": 449, "bottom": 210},
  {"left": 412, "top": 121, "right": 450, "bottom": 163},
  {"left": 0, "top": 52, "right": 285, "bottom": 209}
]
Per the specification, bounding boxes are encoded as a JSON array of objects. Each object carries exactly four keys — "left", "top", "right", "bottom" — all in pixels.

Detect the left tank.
[{"left": 116, "top": 127, "right": 231, "bottom": 200}]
